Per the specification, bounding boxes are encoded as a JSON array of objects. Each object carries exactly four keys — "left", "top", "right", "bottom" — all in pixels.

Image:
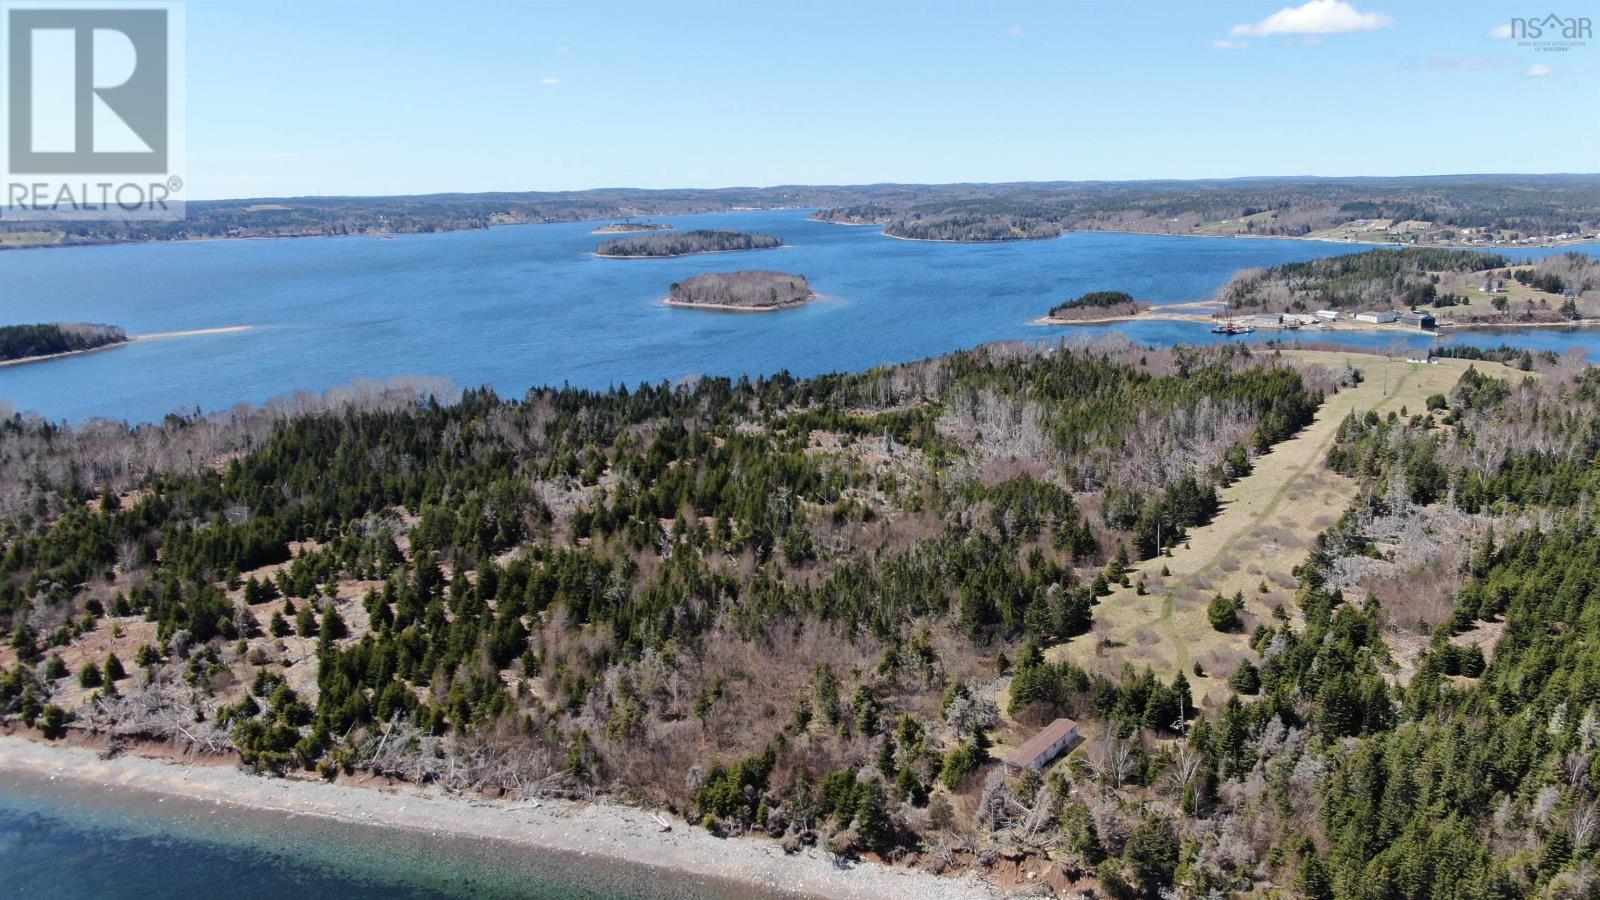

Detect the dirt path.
[{"left": 1045, "top": 351, "right": 1525, "bottom": 708}]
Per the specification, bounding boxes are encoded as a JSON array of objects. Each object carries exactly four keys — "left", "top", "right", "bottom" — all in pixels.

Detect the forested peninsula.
[
  {"left": 0, "top": 323, "right": 128, "bottom": 363},
  {"left": 665, "top": 271, "right": 814, "bottom": 311},
  {"left": 596, "top": 229, "right": 782, "bottom": 258},
  {"left": 1220, "top": 247, "right": 1600, "bottom": 324},
  {"left": 4, "top": 338, "right": 1600, "bottom": 895}
]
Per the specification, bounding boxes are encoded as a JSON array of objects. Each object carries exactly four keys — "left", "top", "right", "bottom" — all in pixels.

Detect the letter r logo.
[{"left": 6, "top": 7, "right": 168, "bottom": 174}]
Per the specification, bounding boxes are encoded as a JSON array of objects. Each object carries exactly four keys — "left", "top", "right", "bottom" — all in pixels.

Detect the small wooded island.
[
  {"left": 1043, "top": 290, "right": 1151, "bottom": 321},
  {"left": 591, "top": 221, "right": 674, "bottom": 234},
  {"left": 665, "top": 270, "right": 814, "bottom": 311},
  {"left": 597, "top": 229, "right": 782, "bottom": 258},
  {"left": 0, "top": 322, "right": 127, "bottom": 363}
]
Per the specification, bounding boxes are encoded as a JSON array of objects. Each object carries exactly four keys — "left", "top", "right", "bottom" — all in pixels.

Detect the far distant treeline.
[
  {"left": 667, "top": 270, "right": 813, "bottom": 310},
  {"left": 0, "top": 323, "right": 127, "bottom": 362},
  {"left": 1046, "top": 290, "right": 1151, "bottom": 320},
  {"left": 597, "top": 229, "right": 782, "bottom": 258},
  {"left": 810, "top": 174, "right": 1600, "bottom": 244},
  {"left": 7, "top": 174, "right": 1597, "bottom": 250}
]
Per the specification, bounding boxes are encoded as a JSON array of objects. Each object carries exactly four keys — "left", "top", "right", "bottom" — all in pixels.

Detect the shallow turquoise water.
[
  {"left": 1, "top": 209, "right": 1596, "bottom": 423},
  {"left": 0, "top": 770, "right": 767, "bottom": 899}
]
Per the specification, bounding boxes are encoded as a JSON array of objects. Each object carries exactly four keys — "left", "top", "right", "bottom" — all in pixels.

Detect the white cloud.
[
  {"left": 540, "top": 76, "right": 562, "bottom": 86},
  {"left": 1229, "top": 0, "right": 1395, "bottom": 37},
  {"left": 1488, "top": 24, "right": 1513, "bottom": 39},
  {"left": 1212, "top": 39, "right": 1248, "bottom": 50},
  {"left": 1006, "top": 25, "right": 1025, "bottom": 38},
  {"left": 1525, "top": 64, "right": 1553, "bottom": 77}
]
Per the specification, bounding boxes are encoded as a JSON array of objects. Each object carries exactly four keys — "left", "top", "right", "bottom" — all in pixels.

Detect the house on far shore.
[
  {"left": 1398, "top": 311, "right": 1436, "bottom": 330},
  {"left": 1003, "top": 718, "right": 1079, "bottom": 773},
  {"left": 1355, "top": 310, "right": 1398, "bottom": 324},
  {"left": 1315, "top": 309, "right": 1341, "bottom": 321}
]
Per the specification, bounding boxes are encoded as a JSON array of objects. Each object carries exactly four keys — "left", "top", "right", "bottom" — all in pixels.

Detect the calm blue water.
[
  {"left": 2, "top": 208, "right": 1598, "bottom": 423},
  {"left": 0, "top": 771, "right": 765, "bottom": 899}
]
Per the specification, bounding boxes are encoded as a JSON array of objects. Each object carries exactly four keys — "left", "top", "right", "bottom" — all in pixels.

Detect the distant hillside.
[
  {"left": 811, "top": 175, "right": 1600, "bottom": 244},
  {"left": 597, "top": 229, "right": 782, "bottom": 258},
  {"left": 0, "top": 322, "right": 127, "bottom": 362},
  {"left": 667, "top": 270, "right": 813, "bottom": 310}
]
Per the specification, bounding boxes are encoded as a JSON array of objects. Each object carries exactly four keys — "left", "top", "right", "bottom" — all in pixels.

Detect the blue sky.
[{"left": 183, "top": 0, "right": 1598, "bottom": 199}]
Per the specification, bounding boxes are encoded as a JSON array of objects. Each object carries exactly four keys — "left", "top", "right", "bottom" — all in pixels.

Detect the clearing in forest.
[{"left": 1046, "top": 349, "right": 1528, "bottom": 709}]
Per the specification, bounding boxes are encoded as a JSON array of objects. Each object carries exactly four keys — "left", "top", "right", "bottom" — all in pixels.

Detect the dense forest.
[
  {"left": 596, "top": 229, "right": 782, "bottom": 258},
  {"left": 0, "top": 340, "right": 1320, "bottom": 886},
  {"left": 6, "top": 336, "right": 1600, "bottom": 895},
  {"left": 1046, "top": 291, "right": 1151, "bottom": 321},
  {"left": 6, "top": 175, "right": 1598, "bottom": 250},
  {"left": 0, "top": 323, "right": 127, "bottom": 362},
  {"left": 667, "top": 271, "right": 813, "bottom": 309}
]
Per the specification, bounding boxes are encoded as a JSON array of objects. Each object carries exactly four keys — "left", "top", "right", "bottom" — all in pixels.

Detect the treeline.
[
  {"left": 0, "top": 323, "right": 127, "bottom": 362},
  {"left": 595, "top": 229, "right": 781, "bottom": 257}
]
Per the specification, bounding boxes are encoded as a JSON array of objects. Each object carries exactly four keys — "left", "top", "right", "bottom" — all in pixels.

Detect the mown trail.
[{"left": 1043, "top": 350, "right": 1521, "bottom": 708}]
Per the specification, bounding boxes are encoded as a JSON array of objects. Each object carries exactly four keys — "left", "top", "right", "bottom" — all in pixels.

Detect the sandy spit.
[{"left": 0, "top": 736, "right": 996, "bottom": 900}]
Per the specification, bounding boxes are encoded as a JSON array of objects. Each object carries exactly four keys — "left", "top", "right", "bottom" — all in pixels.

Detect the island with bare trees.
[
  {"left": 596, "top": 229, "right": 782, "bottom": 258},
  {"left": 592, "top": 221, "right": 674, "bottom": 234},
  {"left": 665, "top": 270, "right": 814, "bottom": 311}
]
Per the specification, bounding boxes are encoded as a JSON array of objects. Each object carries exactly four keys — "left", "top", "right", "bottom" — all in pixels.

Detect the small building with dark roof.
[{"left": 1398, "top": 311, "right": 1436, "bottom": 330}]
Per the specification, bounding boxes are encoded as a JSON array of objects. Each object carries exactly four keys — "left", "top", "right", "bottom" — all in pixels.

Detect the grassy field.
[
  {"left": 1035, "top": 350, "right": 1525, "bottom": 711},
  {"left": 1433, "top": 266, "right": 1594, "bottom": 321}
]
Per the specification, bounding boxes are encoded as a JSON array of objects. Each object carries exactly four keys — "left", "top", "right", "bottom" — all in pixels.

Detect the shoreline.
[
  {"left": 662, "top": 294, "right": 816, "bottom": 313},
  {"left": 0, "top": 734, "right": 995, "bottom": 899},
  {"left": 0, "top": 325, "right": 254, "bottom": 369},
  {"left": 1027, "top": 307, "right": 1600, "bottom": 335}
]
